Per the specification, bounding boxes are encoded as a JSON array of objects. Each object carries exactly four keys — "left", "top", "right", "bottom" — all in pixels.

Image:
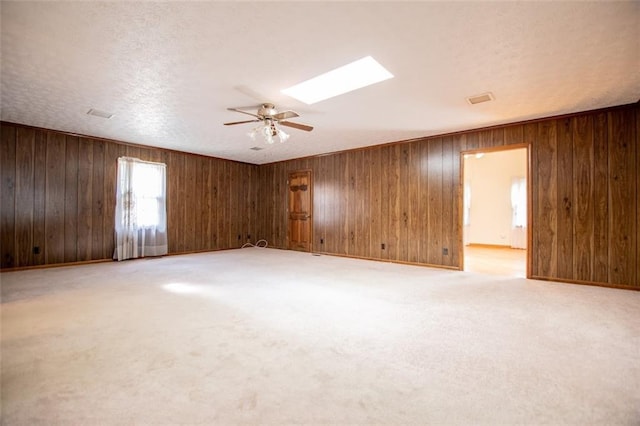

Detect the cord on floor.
[{"left": 241, "top": 239, "right": 268, "bottom": 249}]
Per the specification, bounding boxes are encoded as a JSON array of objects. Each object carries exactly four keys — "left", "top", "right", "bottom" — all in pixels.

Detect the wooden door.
[{"left": 288, "top": 170, "right": 313, "bottom": 252}]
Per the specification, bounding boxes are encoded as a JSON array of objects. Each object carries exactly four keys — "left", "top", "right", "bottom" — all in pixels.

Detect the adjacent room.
[
  {"left": 1, "top": 2, "right": 639, "bottom": 424},
  {"left": 462, "top": 147, "right": 528, "bottom": 277}
]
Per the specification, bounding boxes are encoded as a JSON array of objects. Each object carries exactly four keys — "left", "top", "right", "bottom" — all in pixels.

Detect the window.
[
  {"left": 511, "top": 177, "right": 526, "bottom": 228},
  {"left": 121, "top": 161, "right": 166, "bottom": 228},
  {"left": 463, "top": 182, "right": 471, "bottom": 226},
  {"left": 114, "top": 157, "right": 168, "bottom": 260}
]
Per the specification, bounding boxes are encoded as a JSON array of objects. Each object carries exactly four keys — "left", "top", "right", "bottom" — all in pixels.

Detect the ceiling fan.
[{"left": 224, "top": 103, "right": 313, "bottom": 144}]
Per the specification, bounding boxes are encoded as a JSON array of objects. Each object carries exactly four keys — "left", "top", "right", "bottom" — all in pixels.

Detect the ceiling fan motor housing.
[{"left": 259, "top": 103, "right": 277, "bottom": 118}]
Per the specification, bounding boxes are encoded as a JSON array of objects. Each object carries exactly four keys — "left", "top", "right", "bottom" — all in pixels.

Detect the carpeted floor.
[{"left": 1, "top": 248, "right": 639, "bottom": 425}]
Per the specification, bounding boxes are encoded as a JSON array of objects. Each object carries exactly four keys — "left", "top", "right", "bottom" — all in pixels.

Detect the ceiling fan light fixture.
[
  {"left": 281, "top": 56, "right": 394, "bottom": 105},
  {"left": 226, "top": 103, "right": 312, "bottom": 145},
  {"left": 278, "top": 128, "right": 290, "bottom": 143},
  {"left": 251, "top": 122, "right": 290, "bottom": 144},
  {"left": 247, "top": 125, "right": 260, "bottom": 140},
  {"left": 265, "top": 134, "right": 274, "bottom": 144}
]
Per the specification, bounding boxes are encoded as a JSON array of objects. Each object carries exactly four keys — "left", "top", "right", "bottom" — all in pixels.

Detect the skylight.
[{"left": 281, "top": 56, "right": 393, "bottom": 105}]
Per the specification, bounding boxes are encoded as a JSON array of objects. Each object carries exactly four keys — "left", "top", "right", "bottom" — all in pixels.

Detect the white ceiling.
[{"left": 2, "top": 1, "right": 639, "bottom": 165}]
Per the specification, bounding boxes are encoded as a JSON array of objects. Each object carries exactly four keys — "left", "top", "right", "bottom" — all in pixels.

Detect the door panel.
[{"left": 288, "top": 170, "right": 312, "bottom": 251}]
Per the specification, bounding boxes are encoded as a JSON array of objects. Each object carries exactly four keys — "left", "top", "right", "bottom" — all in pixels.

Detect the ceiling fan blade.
[
  {"left": 279, "top": 121, "right": 313, "bottom": 132},
  {"left": 273, "top": 110, "right": 299, "bottom": 120},
  {"left": 224, "top": 119, "right": 260, "bottom": 126},
  {"left": 227, "top": 107, "right": 261, "bottom": 119}
]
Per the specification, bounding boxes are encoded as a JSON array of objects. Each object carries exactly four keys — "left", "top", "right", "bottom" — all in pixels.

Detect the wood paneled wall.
[
  {"left": 255, "top": 103, "right": 639, "bottom": 290},
  {"left": 2, "top": 103, "right": 638, "bottom": 290},
  {"left": 0, "top": 123, "right": 257, "bottom": 268}
]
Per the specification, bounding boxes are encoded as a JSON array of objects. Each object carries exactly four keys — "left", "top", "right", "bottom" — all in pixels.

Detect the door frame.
[
  {"left": 459, "top": 143, "right": 532, "bottom": 278},
  {"left": 287, "top": 169, "right": 313, "bottom": 252}
]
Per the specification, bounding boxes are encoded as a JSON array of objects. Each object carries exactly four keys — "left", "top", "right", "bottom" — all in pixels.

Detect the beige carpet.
[{"left": 1, "top": 248, "right": 639, "bottom": 425}]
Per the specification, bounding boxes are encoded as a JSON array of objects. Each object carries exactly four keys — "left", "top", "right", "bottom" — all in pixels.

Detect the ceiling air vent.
[
  {"left": 466, "top": 92, "right": 494, "bottom": 105},
  {"left": 87, "top": 108, "right": 114, "bottom": 119},
  {"left": 250, "top": 146, "right": 264, "bottom": 151}
]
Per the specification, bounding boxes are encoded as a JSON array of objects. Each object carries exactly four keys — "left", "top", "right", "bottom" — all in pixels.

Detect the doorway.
[
  {"left": 287, "top": 170, "right": 313, "bottom": 252},
  {"left": 462, "top": 146, "right": 529, "bottom": 277}
]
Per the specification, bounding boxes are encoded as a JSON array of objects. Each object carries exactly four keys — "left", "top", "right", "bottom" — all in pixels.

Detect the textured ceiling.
[{"left": 1, "top": 2, "right": 639, "bottom": 165}]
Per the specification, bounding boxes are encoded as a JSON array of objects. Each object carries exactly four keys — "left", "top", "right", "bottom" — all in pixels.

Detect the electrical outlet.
[
  {"left": 443, "top": 247, "right": 449, "bottom": 255},
  {"left": 237, "top": 234, "right": 241, "bottom": 240},
  {"left": 381, "top": 243, "right": 386, "bottom": 250},
  {"left": 320, "top": 238, "right": 324, "bottom": 244},
  {"left": 33, "top": 246, "right": 40, "bottom": 255},
  {"left": 247, "top": 234, "right": 251, "bottom": 240}
]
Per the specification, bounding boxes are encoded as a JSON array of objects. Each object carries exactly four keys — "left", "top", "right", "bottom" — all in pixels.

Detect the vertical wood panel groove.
[
  {"left": 441, "top": 137, "right": 454, "bottom": 266},
  {"left": 408, "top": 144, "right": 421, "bottom": 263},
  {"left": 427, "top": 139, "right": 443, "bottom": 265},
  {"left": 387, "top": 146, "right": 400, "bottom": 261},
  {"left": 557, "top": 119, "right": 573, "bottom": 279},
  {"left": 572, "top": 115, "right": 594, "bottom": 281},
  {"left": 608, "top": 109, "right": 637, "bottom": 285},
  {"left": 45, "top": 132, "right": 66, "bottom": 264},
  {"left": 592, "top": 112, "right": 609, "bottom": 283},
  {"left": 33, "top": 130, "right": 46, "bottom": 265},
  {"left": 91, "top": 140, "right": 104, "bottom": 260},
  {"left": 1, "top": 125, "right": 16, "bottom": 268},
  {"left": 536, "top": 121, "right": 558, "bottom": 277},
  {"left": 64, "top": 136, "right": 79, "bottom": 263},
  {"left": 380, "top": 149, "right": 389, "bottom": 260},
  {"left": 15, "top": 128, "right": 35, "bottom": 267},
  {"left": 637, "top": 107, "right": 640, "bottom": 288},
  {"left": 419, "top": 140, "right": 429, "bottom": 264},
  {"left": 399, "top": 146, "right": 410, "bottom": 262},
  {"left": 77, "top": 138, "right": 93, "bottom": 261}
]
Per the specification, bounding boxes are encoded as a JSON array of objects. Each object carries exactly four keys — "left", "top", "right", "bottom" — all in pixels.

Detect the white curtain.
[
  {"left": 114, "top": 157, "right": 168, "bottom": 261},
  {"left": 510, "top": 176, "right": 527, "bottom": 249}
]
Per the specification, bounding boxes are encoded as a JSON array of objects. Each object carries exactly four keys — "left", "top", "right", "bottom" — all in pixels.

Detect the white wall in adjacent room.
[{"left": 464, "top": 148, "right": 527, "bottom": 246}]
